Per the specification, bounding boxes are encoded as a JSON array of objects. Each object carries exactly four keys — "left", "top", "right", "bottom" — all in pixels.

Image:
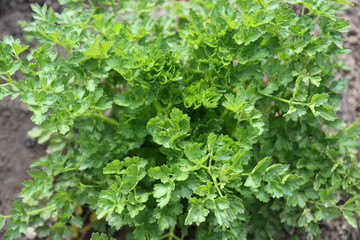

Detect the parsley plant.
[{"left": 0, "top": 0, "right": 359, "bottom": 239}]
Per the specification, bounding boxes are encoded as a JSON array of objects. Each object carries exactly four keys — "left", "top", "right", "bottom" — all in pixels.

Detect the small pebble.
[
  {"left": 25, "top": 135, "right": 36, "bottom": 149},
  {"left": 25, "top": 227, "right": 36, "bottom": 240}
]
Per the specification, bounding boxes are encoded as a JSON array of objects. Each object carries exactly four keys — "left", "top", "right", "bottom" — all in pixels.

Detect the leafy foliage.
[{"left": 0, "top": 0, "right": 359, "bottom": 239}]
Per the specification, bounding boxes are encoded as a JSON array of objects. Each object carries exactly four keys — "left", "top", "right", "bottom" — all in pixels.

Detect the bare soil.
[{"left": 0, "top": 0, "right": 359, "bottom": 239}]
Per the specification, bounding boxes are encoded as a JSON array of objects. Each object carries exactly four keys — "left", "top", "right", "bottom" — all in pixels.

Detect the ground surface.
[{"left": 0, "top": 0, "right": 359, "bottom": 239}]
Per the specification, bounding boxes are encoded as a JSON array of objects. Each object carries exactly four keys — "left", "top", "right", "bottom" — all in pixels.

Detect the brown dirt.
[
  {"left": 0, "top": 1, "right": 59, "bottom": 239},
  {"left": 0, "top": 0, "right": 359, "bottom": 239},
  {"left": 339, "top": 3, "right": 360, "bottom": 125}
]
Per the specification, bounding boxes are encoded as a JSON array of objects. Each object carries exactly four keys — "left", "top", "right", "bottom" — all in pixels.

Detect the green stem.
[
  {"left": 308, "top": 201, "right": 355, "bottom": 212},
  {"left": 89, "top": 112, "right": 119, "bottom": 126},
  {"left": 27, "top": 205, "right": 56, "bottom": 216},
  {"left": 233, "top": 112, "right": 248, "bottom": 136},
  {"left": 211, "top": 175, "right": 224, "bottom": 197},
  {"left": 301, "top": 0, "right": 305, "bottom": 16},
  {"left": 79, "top": 182, "right": 105, "bottom": 188},
  {"left": 160, "top": 228, "right": 180, "bottom": 240},
  {"left": 259, "top": 91, "right": 306, "bottom": 106},
  {"left": 6, "top": 73, "right": 19, "bottom": 87},
  {"left": 2, "top": 205, "right": 56, "bottom": 219},
  {"left": 266, "top": 225, "right": 274, "bottom": 240},
  {"left": 89, "top": 0, "right": 95, "bottom": 8},
  {"left": 160, "top": 234, "right": 171, "bottom": 240},
  {"left": 0, "top": 75, "right": 9, "bottom": 82},
  {"left": 169, "top": 226, "right": 175, "bottom": 240},
  {"left": 1, "top": 74, "right": 17, "bottom": 86},
  {"left": 153, "top": 99, "right": 162, "bottom": 115},
  {"left": 207, "top": 156, "right": 224, "bottom": 197},
  {"left": 61, "top": 167, "right": 79, "bottom": 173},
  {"left": 0, "top": 83, "right": 10, "bottom": 87}
]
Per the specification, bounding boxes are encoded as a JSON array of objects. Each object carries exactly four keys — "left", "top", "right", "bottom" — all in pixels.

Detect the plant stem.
[
  {"left": 266, "top": 225, "right": 274, "bottom": 240},
  {"left": 89, "top": 112, "right": 119, "bottom": 126},
  {"left": 2, "top": 205, "right": 56, "bottom": 219},
  {"left": 61, "top": 167, "right": 79, "bottom": 173},
  {"left": 308, "top": 201, "right": 355, "bottom": 212},
  {"left": 6, "top": 73, "right": 20, "bottom": 87},
  {"left": 153, "top": 99, "right": 162, "bottom": 115},
  {"left": 0, "top": 83, "right": 10, "bottom": 87},
  {"left": 27, "top": 205, "right": 56, "bottom": 216},
  {"left": 180, "top": 233, "right": 185, "bottom": 240},
  {"left": 160, "top": 227, "right": 181, "bottom": 240},
  {"left": 169, "top": 226, "right": 175, "bottom": 240},
  {"left": 211, "top": 174, "right": 224, "bottom": 197},
  {"left": 160, "top": 234, "right": 171, "bottom": 240},
  {"left": 89, "top": 0, "right": 95, "bottom": 8},
  {"left": 207, "top": 156, "right": 224, "bottom": 197},
  {"left": 79, "top": 182, "right": 105, "bottom": 188},
  {"left": 259, "top": 91, "right": 305, "bottom": 106},
  {"left": 301, "top": 0, "right": 305, "bottom": 16},
  {"left": 1, "top": 74, "right": 18, "bottom": 86}
]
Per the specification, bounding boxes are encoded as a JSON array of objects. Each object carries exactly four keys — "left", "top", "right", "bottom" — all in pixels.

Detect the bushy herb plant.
[{"left": 0, "top": 0, "right": 359, "bottom": 239}]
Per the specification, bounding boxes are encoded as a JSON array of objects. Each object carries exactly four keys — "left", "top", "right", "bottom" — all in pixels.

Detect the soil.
[
  {"left": 0, "top": 1, "right": 60, "bottom": 239},
  {"left": 0, "top": 0, "right": 359, "bottom": 239},
  {"left": 339, "top": 4, "right": 360, "bottom": 125}
]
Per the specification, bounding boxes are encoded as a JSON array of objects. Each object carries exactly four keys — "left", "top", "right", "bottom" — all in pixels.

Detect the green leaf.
[
  {"left": 310, "top": 93, "right": 329, "bottom": 107},
  {"left": 247, "top": 157, "right": 271, "bottom": 175},
  {"left": 83, "top": 35, "right": 114, "bottom": 58},
  {"left": 315, "top": 105, "right": 337, "bottom": 121},
  {"left": 287, "top": 192, "right": 307, "bottom": 208},
  {"left": 309, "top": 76, "right": 321, "bottom": 87},
  {"left": 149, "top": 164, "right": 188, "bottom": 183},
  {"left": 244, "top": 175, "right": 261, "bottom": 189},
  {"left": 153, "top": 202, "right": 183, "bottom": 231},
  {"left": 148, "top": 166, "right": 170, "bottom": 182},
  {"left": 0, "top": 215, "right": 6, "bottom": 229},
  {"left": 184, "top": 143, "right": 207, "bottom": 164},
  {"left": 206, "top": 196, "right": 244, "bottom": 228},
  {"left": 90, "top": 232, "right": 116, "bottom": 240},
  {"left": 298, "top": 209, "right": 314, "bottom": 227},
  {"left": 222, "top": 92, "right": 247, "bottom": 113},
  {"left": 183, "top": 80, "right": 221, "bottom": 109},
  {"left": 284, "top": 105, "right": 307, "bottom": 121},
  {"left": 147, "top": 108, "right": 190, "bottom": 149},
  {"left": 343, "top": 210, "right": 357, "bottom": 228},
  {"left": 185, "top": 198, "right": 209, "bottom": 226},
  {"left": 96, "top": 184, "right": 126, "bottom": 219},
  {"left": 153, "top": 182, "right": 175, "bottom": 208},
  {"left": 3, "top": 36, "right": 29, "bottom": 58},
  {"left": 330, "top": 78, "right": 349, "bottom": 93},
  {"left": 114, "top": 85, "right": 156, "bottom": 109},
  {"left": 103, "top": 157, "right": 147, "bottom": 194},
  {"left": 0, "top": 86, "right": 12, "bottom": 100}
]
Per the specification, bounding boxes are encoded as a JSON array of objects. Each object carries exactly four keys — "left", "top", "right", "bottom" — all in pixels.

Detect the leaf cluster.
[{"left": 0, "top": 0, "right": 359, "bottom": 239}]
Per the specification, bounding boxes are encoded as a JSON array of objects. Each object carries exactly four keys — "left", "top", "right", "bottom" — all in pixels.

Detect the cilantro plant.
[{"left": 0, "top": 0, "right": 359, "bottom": 239}]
